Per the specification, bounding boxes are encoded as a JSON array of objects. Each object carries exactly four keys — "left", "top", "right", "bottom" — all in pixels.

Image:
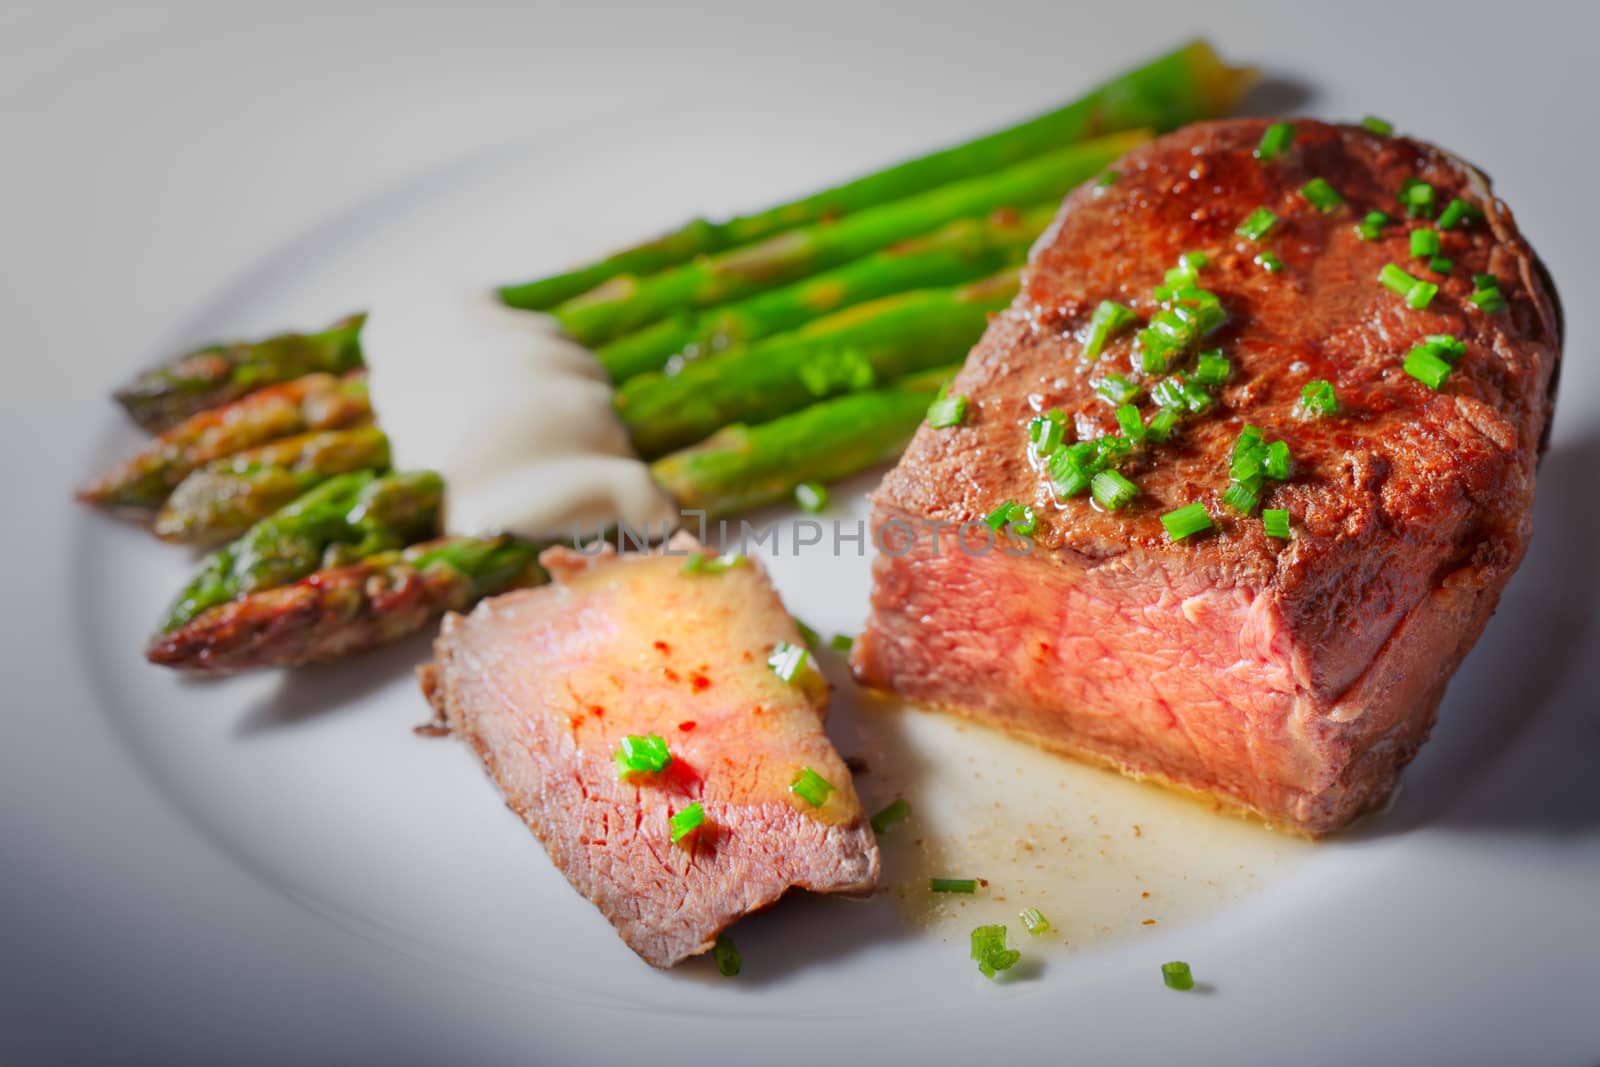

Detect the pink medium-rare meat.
[
  {"left": 421, "top": 535, "right": 878, "bottom": 967},
  {"left": 852, "top": 118, "right": 1562, "bottom": 836}
]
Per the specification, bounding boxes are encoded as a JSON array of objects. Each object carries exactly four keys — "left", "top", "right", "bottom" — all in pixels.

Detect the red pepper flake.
[
  {"left": 654, "top": 640, "right": 671, "bottom": 653},
  {"left": 690, "top": 673, "right": 712, "bottom": 691},
  {"left": 1141, "top": 919, "right": 1157, "bottom": 926},
  {"left": 662, "top": 667, "right": 681, "bottom": 683},
  {"left": 678, "top": 721, "right": 697, "bottom": 732},
  {"left": 589, "top": 705, "right": 605, "bottom": 718}
]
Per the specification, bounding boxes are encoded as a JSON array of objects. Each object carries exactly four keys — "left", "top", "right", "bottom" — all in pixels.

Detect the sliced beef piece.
[
  {"left": 853, "top": 119, "right": 1561, "bottom": 836},
  {"left": 422, "top": 534, "right": 878, "bottom": 967}
]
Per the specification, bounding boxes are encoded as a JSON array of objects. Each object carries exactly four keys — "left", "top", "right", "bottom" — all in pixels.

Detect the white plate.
[{"left": 7, "top": 4, "right": 1600, "bottom": 1063}]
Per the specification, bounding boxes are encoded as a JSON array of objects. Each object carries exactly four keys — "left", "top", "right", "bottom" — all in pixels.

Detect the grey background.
[{"left": 4, "top": 2, "right": 1598, "bottom": 1064}]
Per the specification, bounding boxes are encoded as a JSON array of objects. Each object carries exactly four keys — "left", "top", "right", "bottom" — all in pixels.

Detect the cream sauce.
[{"left": 364, "top": 291, "right": 677, "bottom": 541}]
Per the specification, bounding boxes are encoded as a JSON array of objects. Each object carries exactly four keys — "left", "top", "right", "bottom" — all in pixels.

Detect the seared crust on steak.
[{"left": 854, "top": 119, "right": 1561, "bottom": 835}]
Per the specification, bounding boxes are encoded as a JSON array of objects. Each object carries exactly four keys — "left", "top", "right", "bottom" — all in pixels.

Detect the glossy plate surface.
[{"left": 6, "top": 5, "right": 1599, "bottom": 1063}]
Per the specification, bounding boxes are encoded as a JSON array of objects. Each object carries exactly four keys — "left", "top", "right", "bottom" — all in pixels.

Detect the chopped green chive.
[
  {"left": 1400, "top": 177, "right": 1436, "bottom": 218},
  {"left": 1095, "top": 373, "right": 1141, "bottom": 405},
  {"left": 1379, "top": 262, "right": 1420, "bottom": 295},
  {"left": 1470, "top": 274, "right": 1506, "bottom": 312},
  {"left": 1221, "top": 480, "right": 1259, "bottom": 515},
  {"left": 682, "top": 551, "right": 746, "bottom": 576},
  {"left": 794, "top": 481, "right": 829, "bottom": 513},
  {"left": 670, "top": 801, "right": 706, "bottom": 843},
  {"left": 713, "top": 933, "right": 741, "bottom": 977},
  {"left": 1403, "top": 345, "right": 1453, "bottom": 390},
  {"left": 1406, "top": 279, "right": 1439, "bottom": 309},
  {"left": 925, "top": 390, "right": 968, "bottom": 429},
  {"left": 1018, "top": 907, "right": 1052, "bottom": 936},
  {"left": 1357, "top": 210, "right": 1391, "bottom": 241},
  {"left": 1082, "top": 300, "right": 1139, "bottom": 361},
  {"left": 1299, "top": 379, "right": 1339, "bottom": 417},
  {"left": 1091, "top": 469, "right": 1139, "bottom": 511},
  {"left": 985, "top": 500, "right": 1017, "bottom": 531},
  {"left": 971, "top": 925, "right": 1022, "bottom": 979},
  {"left": 1254, "top": 122, "right": 1295, "bottom": 162},
  {"left": 1437, "top": 197, "right": 1482, "bottom": 230},
  {"left": 1181, "top": 379, "right": 1215, "bottom": 415},
  {"left": 1114, "top": 403, "right": 1146, "bottom": 444},
  {"left": 1361, "top": 115, "right": 1394, "bottom": 136},
  {"left": 870, "top": 798, "right": 911, "bottom": 834},
  {"left": 1264, "top": 439, "right": 1292, "bottom": 480},
  {"left": 1300, "top": 177, "right": 1344, "bottom": 213},
  {"left": 1263, "top": 508, "right": 1292, "bottom": 539},
  {"left": 1028, "top": 410, "right": 1066, "bottom": 456},
  {"left": 1428, "top": 256, "right": 1454, "bottom": 274},
  {"left": 615, "top": 733, "right": 673, "bottom": 778},
  {"left": 1145, "top": 407, "right": 1180, "bottom": 443},
  {"left": 1233, "top": 424, "right": 1265, "bottom": 459},
  {"left": 829, "top": 633, "right": 855, "bottom": 653},
  {"left": 1471, "top": 286, "right": 1508, "bottom": 313},
  {"left": 1162, "top": 961, "right": 1195, "bottom": 991},
  {"left": 1424, "top": 333, "right": 1466, "bottom": 362},
  {"left": 1235, "top": 207, "right": 1278, "bottom": 241},
  {"left": 767, "top": 641, "right": 811, "bottom": 684},
  {"left": 986, "top": 501, "right": 1037, "bottom": 536},
  {"left": 1195, "top": 350, "right": 1231, "bottom": 386},
  {"left": 1256, "top": 250, "right": 1284, "bottom": 273},
  {"left": 1161, "top": 501, "right": 1213, "bottom": 541},
  {"left": 790, "top": 767, "right": 835, "bottom": 808},
  {"left": 1410, "top": 228, "right": 1441, "bottom": 259},
  {"left": 1379, "top": 262, "right": 1438, "bottom": 308},
  {"left": 1151, "top": 376, "right": 1189, "bottom": 410},
  {"left": 1096, "top": 169, "right": 1120, "bottom": 188},
  {"left": 931, "top": 878, "right": 978, "bottom": 894}
]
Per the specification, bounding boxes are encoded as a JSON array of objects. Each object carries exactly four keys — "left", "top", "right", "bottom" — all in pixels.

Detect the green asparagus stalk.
[
  {"left": 498, "top": 40, "right": 1253, "bottom": 310},
  {"left": 78, "top": 372, "right": 371, "bottom": 513},
  {"left": 615, "top": 270, "right": 1016, "bottom": 458},
  {"left": 597, "top": 204, "right": 1056, "bottom": 382},
  {"left": 159, "top": 469, "right": 443, "bottom": 633},
  {"left": 146, "top": 536, "right": 543, "bottom": 673},
  {"left": 115, "top": 314, "right": 366, "bottom": 432},
  {"left": 651, "top": 366, "right": 956, "bottom": 517},
  {"left": 153, "top": 428, "right": 392, "bottom": 546},
  {"left": 552, "top": 131, "right": 1142, "bottom": 346}
]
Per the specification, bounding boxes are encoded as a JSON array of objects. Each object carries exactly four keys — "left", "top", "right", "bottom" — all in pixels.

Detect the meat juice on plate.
[{"left": 823, "top": 668, "right": 1312, "bottom": 950}]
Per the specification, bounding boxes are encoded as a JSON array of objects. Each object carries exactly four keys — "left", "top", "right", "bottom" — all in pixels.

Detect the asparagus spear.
[
  {"left": 499, "top": 40, "right": 1253, "bottom": 310},
  {"left": 597, "top": 205, "right": 1056, "bottom": 381},
  {"left": 153, "top": 428, "right": 392, "bottom": 546},
  {"left": 78, "top": 372, "right": 371, "bottom": 513},
  {"left": 146, "top": 373, "right": 958, "bottom": 673},
  {"left": 159, "top": 469, "right": 443, "bottom": 633},
  {"left": 651, "top": 366, "right": 955, "bottom": 518},
  {"left": 553, "top": 131, "right": 1142, "bottom": 345},
  {"left": 615, "top": 271, "right": 1017, "bottom": 458},
  {"left": 114, "top": 314, "right": 366, "bottom": 432},
  {"left": 147, "top": 536, "right": 543, "bottom": 673}
]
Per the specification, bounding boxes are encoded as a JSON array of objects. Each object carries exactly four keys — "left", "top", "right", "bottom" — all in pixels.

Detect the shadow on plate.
[
  {"left": 1361, "top": 430, "right": 1600, "bottom": 838},
  {"left": 232, "top": 628, "right": 436, "bottom": 737}
]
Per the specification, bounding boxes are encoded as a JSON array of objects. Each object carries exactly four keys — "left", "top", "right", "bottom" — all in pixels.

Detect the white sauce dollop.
[{"left": 364, "top": 289, "right": 678, "bottom": 541}]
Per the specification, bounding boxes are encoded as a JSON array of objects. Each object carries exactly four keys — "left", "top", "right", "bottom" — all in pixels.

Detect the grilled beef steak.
[
  {"left": 852, "top": 119, "right": 1561, "bottom": 835},
  {"left": 422, "top": 535, "right": 878, "bottom": 967}
]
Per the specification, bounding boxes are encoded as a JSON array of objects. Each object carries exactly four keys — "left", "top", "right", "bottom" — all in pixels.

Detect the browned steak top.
[
  {"left": 876, "top": 119, "right": 1560, "bottom": 700},
  {"left": 879, "top": 118, "right": 1560, "bottom": 576}
]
